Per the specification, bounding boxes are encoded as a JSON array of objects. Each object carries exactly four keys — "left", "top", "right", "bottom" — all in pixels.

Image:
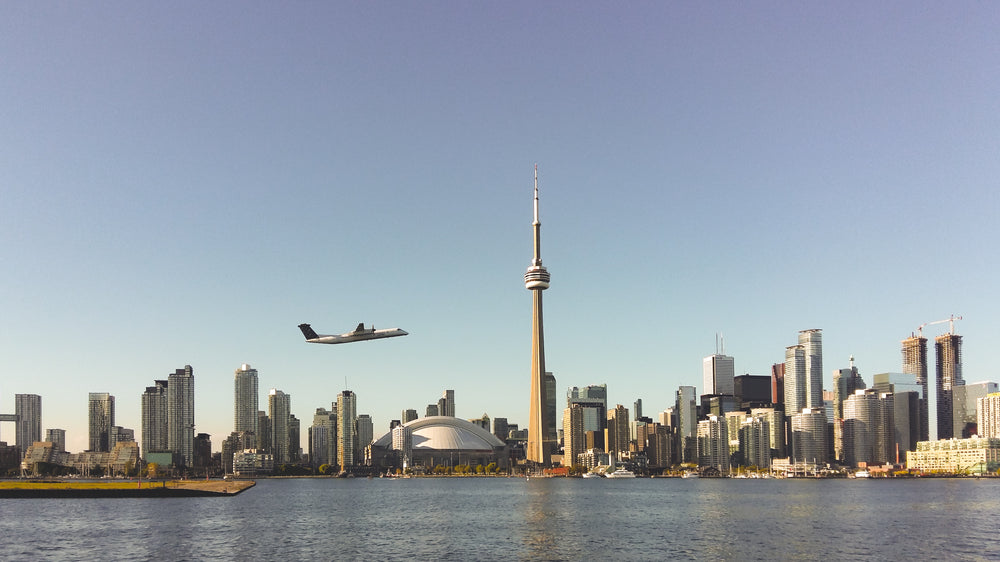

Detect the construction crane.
[{"left": 916, "top": 314, "right": 963, "bottom": 338}]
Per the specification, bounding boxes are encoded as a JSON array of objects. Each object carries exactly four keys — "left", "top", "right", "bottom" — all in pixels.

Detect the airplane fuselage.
[
  {"left": 306, "top": 328, "right": 408, "bottom": 344},
  {"left": 298, "top": 323, "right": 408, "bottom": 344}
]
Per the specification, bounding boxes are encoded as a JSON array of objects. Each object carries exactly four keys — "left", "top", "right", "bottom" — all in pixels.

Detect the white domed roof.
[{"left": 373, "top": 416, "right": 505, "bottom": 451}]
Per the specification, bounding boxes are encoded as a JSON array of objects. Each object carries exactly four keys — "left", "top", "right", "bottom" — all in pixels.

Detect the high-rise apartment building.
[
  {"left": 337, "top": 390, "right": 357, "bottom": 470},
  {"left": 438, "top": 390, "right": 455, "bottom": 417},
  {"left": 167, "top": 365, "right": 195, "bottom": 467},
  {"left": 562, "top": 404, "right": 585, "bottom": 468},
  {"left": 492, "top": 417, "right": 509, "bottom": 443},
  {"left": 697, "top": 415, "right": 730, "bottom": 474},
  {"left": 790, "top": 407, "right": 827, "bottom": 467},
  {"left": 751, "top": 407, "right": 785, "bottom": 459},
  {"left": 832, "top": 360, "right": 866, "bottom": 462},
  {"left": 676, "top": 386, "right": 698, "bottom": 463},
  {"left": 953, "top": 382, "right": 997, "bottom": 439},
  {"left": 739, "top": 415, "right": 771, "bottom": 470},
  {"left": 14, "top": 394, "right": 41, "bottom": 456},
  {"left": 356, "top": 414, "right": 373, "bottom": 461},
  {"left": 88, "top": 392, "right": 115, "bottom": 452},
  {"left": 234, "top": 364, "right": 259, "bottom": 437},
  {"left": 605, "top": 405, "right": 630, "bottom": 462},
  {"left": 935, "top": 333, "right": 964, "bottom": 440},
  {"left": 402, "top": 409, "right": 418, "bottom": 424},
  {"left": 977, "top": 393, "right": 1000, "bottom": 439},
  {"left": 568, "top": 385, "right": 608, "bottom": 445},
  {"left": 544, "top": 372, "right": 558, "bottom": 454},
  {"left": 703, "top": 353, "right": 735, "bottom": 396},
  {"left": 784, "top": 345, "right": 806, "bottom": 416},
  {"left": 309, "top": 406, "right": 337, "bottom": 470},
  {"left": 45, "top": 428, "right": 66, "bottom": 453},
  {"left": 901, "top": 335, "right": 929, "bottom": 441},
  {"left": 842, "top": 389, "right": 894, "bottom": 467},
  {"left": 269, "top": 389, "right": 291, "bottom": 464},
  {"left": 525, "top": 166, "right": 552, "bottom": 466},
  {"left": 799, "top": 329, "right": 823, "bottom": 410},
  {"left": 141, "top": 380, "right": 168, "bottom": 458}
]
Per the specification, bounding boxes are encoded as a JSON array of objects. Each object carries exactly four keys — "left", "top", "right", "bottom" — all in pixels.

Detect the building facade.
[
  {"left": 337, "top": 390, "right": 357, "bottom": 470},
  {"left": 234, "top": 364, "right": 259, "bottom": 437},
  {"left": 935, "top": 333, "right": 964, "bottom": 440},
  {"left": 14, "top": 394, "right": 41, "bottom": 456},
  {"left": 703, "top": 353, "right": 735, "bottom": 396},
  {"left": 167, "top": 365, "right": 195, "bottom": 467},
  {"left": 562, "top": 404, "right": 585, "bottom": 468},
  {"left": 88, "top": 392, "right": 115, "bottom": 452},
  {"left": 141, "top": 380, "right": 168, "bottom": 459},
  {"left": 269, "top": 389, "right": 291, "bottom": 464}
]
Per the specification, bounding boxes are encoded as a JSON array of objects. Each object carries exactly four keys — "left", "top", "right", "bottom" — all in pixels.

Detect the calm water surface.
[{"left": 2, "top": 477, "right": 998, "bottom": 560}]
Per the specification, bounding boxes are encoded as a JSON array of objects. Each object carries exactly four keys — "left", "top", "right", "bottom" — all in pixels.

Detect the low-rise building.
[{"left": 906, "top": 437, "right": 1000, "bottom": 474}]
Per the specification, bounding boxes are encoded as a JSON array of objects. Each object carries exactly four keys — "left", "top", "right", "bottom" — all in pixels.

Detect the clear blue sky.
[{"left": 2, "top": 3, "right": 998, "bottom": 453}]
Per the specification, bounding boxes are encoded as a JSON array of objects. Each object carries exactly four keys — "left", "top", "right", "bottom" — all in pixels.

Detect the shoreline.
[{"left": 0, "top": 479, "right": 255, "bottom": 498}]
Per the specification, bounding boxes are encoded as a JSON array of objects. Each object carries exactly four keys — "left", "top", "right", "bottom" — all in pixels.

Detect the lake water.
[{"left": 2, "top": 477, "right": 998, "bottom": 560}]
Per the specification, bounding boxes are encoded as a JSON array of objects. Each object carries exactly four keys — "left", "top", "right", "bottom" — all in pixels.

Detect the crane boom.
[{"left": 916, "top": 314, "right": 963, "bottom": 338}]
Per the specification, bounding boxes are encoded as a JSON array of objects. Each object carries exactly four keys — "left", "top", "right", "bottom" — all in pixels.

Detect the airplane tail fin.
[{"left": 298, "top": 324, "right": 319, "bottom": 340}]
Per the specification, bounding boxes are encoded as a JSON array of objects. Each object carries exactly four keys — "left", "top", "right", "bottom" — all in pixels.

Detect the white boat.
[
  {"left": 605, "top": 468, "right": 636, "bottom": 479},
  {"left": 681, "top": 471, "right": 699, "bottom": 479},
  {"left": 582, "top": 471, "right": 601, "bottom": 478},
  {"left": 854, "top": 470, "right": 870, "bottom": 479}
]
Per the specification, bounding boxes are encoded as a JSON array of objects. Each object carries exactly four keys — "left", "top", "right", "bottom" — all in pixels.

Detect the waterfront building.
[
  {"left": 141, "top": 380, "right": 168, "bottom": 460},
  {"left": 257, "top": 410, "right": 271, "bottom": 453},
  {"left": 268, "top": 389, "right": 291, "bottom": 464},
  {"left": 645, "top": 425, "right": 674, "bottom": 469},
  {"left": 88, "top": 392, "right": 115, "bottom": 452},
  {"left": 605, "top": 405, "right": 630, "bottom": 462},
  {"left": 234, "top": 364, "right": 259, "bottom": 437},
  {"left": 562, "top": 404, "right": 585, "bottom": 468},
  {"left": 14, "top": 394, "right": 41, "bottom": 457},
  {"left": 751, "top": 407, "right": 785, "bottom": 459},
  {"left": 402, "top": 409, "right": 419, "bottom": 424},
  {"left": 953, "top": 382, "right": 997, "bottom": 438},
  {"left": 289, "top": 414, "right": 301, "bottom": 462},
  {"left": 799, "top": 329, "right": 824, "bottom": 410},
  {"left": 901, "top": 334, "right": 930, "bottom": 441},
  {"left": 676, "top": 386, "right": 698, "bottom": 463},
  {"left": 167, "top": 365, "right": 195, "bottom": 467},
  {"left": 739, "top": 415, "right": 771, "bottom": 469},
  {"left": 936, "top": 333, "right": 964, "bottom": 440},
  {"left": 45, "top": 429, "right": 65, "bottom": 454},
  {"left": 337, "top": 390, "right": 357, "bottom": 470},
  {"left": 842, "top": 390, "right": 892, "bottom": 467},
  {"left": 369, "top": 416, "right": 509, "bottom": 470},
  {"left": 978, "top": 393, "right": 1000, "bottom": 439},
  {"left": 790, "top": 408, "right": 827, "bottom": 467},
  {"left": 525, "top": 166, "right": 552, "bottom": 466},
  {"left": 233, "top": 449, "right": 274, "bottom": 477},
  {"left": 703, "top": 352, "right": 735, "bottom": 396},
  {"left": 577, "top": 448, "right": 610, "bottom": 469},
  {"left": 309, "top": 407, "right": 337, "bottom": 470},
  {"left": 697, "top": 415, "right": 729, "bottom": 474},
  {"left": 194, "top": 433, "right": 211, "bottom": 469},
  {"left": 906, "top": 437, "right": 1000, "bottom": 474},
  {"left": 784, "top": 345, "right": 806, "bottom": 416},
  {"left": 832, "top": 360, "right": 866, "bottom": 462}
]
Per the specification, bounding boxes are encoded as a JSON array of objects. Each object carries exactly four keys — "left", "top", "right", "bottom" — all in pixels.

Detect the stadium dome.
[
  {"left": 372, "top": 416, "right": 505, "bottom": 450},
  {"left": 369, "top": 416, "right": 509, "bottom": 470}
]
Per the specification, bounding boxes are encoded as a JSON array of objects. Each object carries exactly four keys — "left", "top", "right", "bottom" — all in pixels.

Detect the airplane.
[{"left": 298, "top": 323, "right": 408, "bottom": 344}]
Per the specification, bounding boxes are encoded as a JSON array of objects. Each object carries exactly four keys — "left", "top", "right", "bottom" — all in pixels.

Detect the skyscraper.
[
  {"left": 234, "top": 364, "right": 259, "bottom": 437},
  {"left": 901, "top": 334, "right": 929, "bottom": 441},
  {"left": 525, "top": 166, "right": 552, "bottom": 466},
  {"left": 14, "top": 394, "right": 41, "bottom": 456},
  {"left": 562, "top": 404, "right": 585, "bottom": 468},
  {"left": 88, "top": 392, "right": 115, "bottom": 452},
  {"left": 141, "top": 380, "right": 168, "bottom": 458},
  {"left": 309, "top": 406, "right": 337, "bottom": 470},
  {"left": 167, "top": 365, "right": 195, "bottom": 467},
  {"left": 784, "top": 345, "right": 806, "bottom": 416},
  {"left": 605, "top": 404, "right": 630, "bottom": 462},
  {"left": 935, "top": 333, "right": 964, "bottom": 440},
  {"left": 676, "top": 386, "right": 698, "bottom": 463},
  {"left": 697, "top": 415, "right": 730, "bottom": 474},
  {"left": 269, "top": 389, "right": 291, "bottom": 464},
  {"left": 356, "top": 414, "right": 373, "bottom": 461},
  {"left": 337, "top": 390, "right": 357, "bottom": 470},
  {"left": 790, "top": 408, "right": 827, "bottom": 467},
  {"left": 439, "top": 389, "right": 455, "bottom": 417},
  {"left": 703, "top": 353, "right": 735, "bottom": 396},
  {"left": 953, "top": 381, "right": 998, "bottom": 438},
  {"left": 799, "top": 329, "right": 823, "bottom": 410}
]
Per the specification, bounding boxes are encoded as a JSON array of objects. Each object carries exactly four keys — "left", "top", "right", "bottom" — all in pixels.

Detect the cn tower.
[{"left": 525, "top": 165, "right": 551, "bottom": 466}]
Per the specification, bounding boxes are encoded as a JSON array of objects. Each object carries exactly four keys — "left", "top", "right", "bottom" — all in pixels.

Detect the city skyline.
[{"left": 2, "top": 5, "right": 999, "bottom": 453}]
